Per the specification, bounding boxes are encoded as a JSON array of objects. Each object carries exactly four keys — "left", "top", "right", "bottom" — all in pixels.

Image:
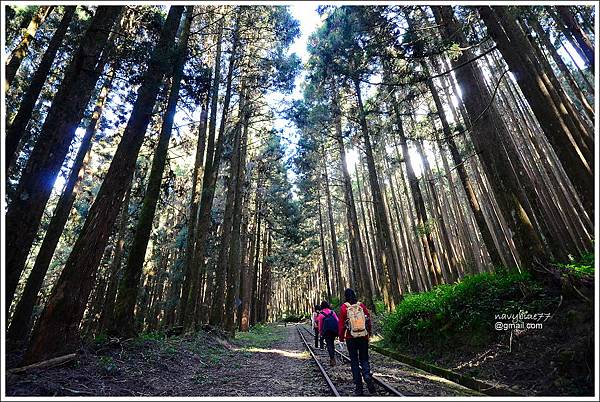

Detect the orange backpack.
[{"left": 345, "top": 302, "right": 368, "bottom": 337}]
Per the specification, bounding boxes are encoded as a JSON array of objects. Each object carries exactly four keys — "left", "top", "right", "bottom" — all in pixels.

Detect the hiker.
[
  {"left": 316, "top": 300, "right": 339, "bottom": 366},
  {"left": 338, "top": 288, "right": 376, "bottom": 396},
  {"left": 311, "top": 304, "right": 323, "bottom": 349}
]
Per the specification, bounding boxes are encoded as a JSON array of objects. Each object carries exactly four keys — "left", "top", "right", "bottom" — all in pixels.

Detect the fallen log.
[{"left": 7, "top": 353, "right": 78, "bottom": 375}]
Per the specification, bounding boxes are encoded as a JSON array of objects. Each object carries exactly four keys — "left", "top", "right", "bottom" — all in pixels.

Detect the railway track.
[
  {"left": 297, "top": 326, "right": 405, "bottom": 397},
  {"left": 298, "top": 325, "right": 480, "bottom": 397}
]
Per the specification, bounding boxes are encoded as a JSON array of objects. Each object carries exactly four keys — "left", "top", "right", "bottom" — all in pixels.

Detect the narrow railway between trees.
[{"left": 297, "top": 325, "right": 481, "bottom": 397}]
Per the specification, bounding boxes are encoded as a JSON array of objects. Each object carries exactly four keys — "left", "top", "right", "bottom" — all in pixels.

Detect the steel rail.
[
  {"left": 297, "top": 326, "right": 340, "bottom": 397},
  {"left": 300, "top": 326, "right": 405, "bottom": 397}
]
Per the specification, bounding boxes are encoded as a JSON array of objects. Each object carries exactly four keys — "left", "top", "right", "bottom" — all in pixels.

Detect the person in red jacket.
[{"left": 338, "top": 288, "right": 376, "bottom": 396}]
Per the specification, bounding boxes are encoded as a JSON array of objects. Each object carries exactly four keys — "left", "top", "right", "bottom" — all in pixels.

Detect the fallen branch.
[{"left": 7, "top": 353, "right": 78, "bottom": 375}]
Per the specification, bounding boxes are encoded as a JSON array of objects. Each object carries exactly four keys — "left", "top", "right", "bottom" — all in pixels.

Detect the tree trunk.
[
  {"left": 390, "top": 93, "right": 444, "bottom": 286},
  {"left": 5, "top": 6, "right": 54, "bottom": 91},
  {"left": 188, "top": 10, "right": 241, "bottom": 328},
  {"left": 23, "top": 6, "right": 183, "bottom": 364},
  {"left": 6, "top": 6, "right": 76, "bottom": 172},
  {"left": 479, "top": 6, "right": 594, "bottom": 215},
  {"left": 178, "top": 17, "right": 223, "bottom": 328},
  {"left": 240, "top": 186, "right": 260, "bottom": 332},
  {"left": 5, "top": 6, "right": 123, "bottom": 314},
  {"left": 426, "top": 60, "right": 504, "bottom": 268},
  {"left": 432, "top": 6, "right": 546, "bottom": 271},
  {"left": 210, "top": 82, "right": 245, "bottom": 327},
  {"left": 353, "top": 78, "right": 400, "bottom": 308},
  {"left": 111, "top": 7, "right": 192, "bottom": 337},
  {"left": 527, "top": 16, "right": 594, "bottom": 121},
  {"left": 322, "top": 147, "right": 343, "bottom": 295},
  {"left": 99, "top": 183, "right": 133, "bottom": 332},
  {"left": 331, "top": 91, "right": 373, "bottom": 308},
  {"left": 556, "top": 6, "right": 595, "bottom": 68},
  {"left": 7, "top": 68, "right": 115, "bottom": 346},
  {"left": 177, "top": 97, "right": 209, "bottom": 324},
  {"left": 224, "top": 84, "right": 250, "bottom": 334},
  {"left": 317, "top": 186, "right": 332, "bottom": 299}
]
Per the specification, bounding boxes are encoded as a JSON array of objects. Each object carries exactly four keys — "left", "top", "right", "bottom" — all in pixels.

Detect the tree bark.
[
  {"left": 6, "top": 6, "right": 76, "bottom": 172},
  {"left": 189, "top": 10, "right": 241, "bottom": 328},
  {"left": 331, "top": 90, "right": 373, "bottom": 308},
  {"left": 23, "top": 6, "right": 183, "bottom": 363},
  {"left": 353, "top": 78, "right": 400, "bottom": 308},
  {"left": 7, "top": 67, "right": 115, "bottom": 346},
  {"left": 479, "top": 6, "right": 594, "bottom": 215},
  {"left": 426, "top": 60, "right": 504, "bottom": 268},
  {"left": 98, "top": 183, "right": 133, "bottom": 332},
  {"left": 5, "top": 6, "right": 54, "bottom": 91},
  {"left": 5, "top": 6, "right": 123, "bottom": 314},
  {"left": 111, "top": 7, "right": 192, "bottom": 337},
  {"left": 179, "top": 17, "right": 224, "bottom": 328},
  {"left": 432, "top": 6, "right": 546, "bottom": 271}
]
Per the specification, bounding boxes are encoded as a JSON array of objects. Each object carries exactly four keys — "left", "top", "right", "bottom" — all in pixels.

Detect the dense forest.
[{"left": 3, "top": 3, "right": 596, "bottom": 396}]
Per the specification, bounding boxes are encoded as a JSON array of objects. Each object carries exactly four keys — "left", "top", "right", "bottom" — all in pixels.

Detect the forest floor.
[
  {"left": 5, "top": 323, "right": 328, "bottom": 397},
  {"left": 6, "top": 299, "right": 594, "bottom": 397}
]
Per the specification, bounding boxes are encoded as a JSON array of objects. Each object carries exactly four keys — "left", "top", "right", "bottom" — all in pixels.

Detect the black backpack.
[{"left": 321, "top": 311, "right": 338, "bottom": 336}]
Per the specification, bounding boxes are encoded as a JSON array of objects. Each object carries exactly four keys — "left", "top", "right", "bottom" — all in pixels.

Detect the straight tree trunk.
[
  {"left": 209, "top": 82, "right": 245, "bottom": 327},
  {"left": 111, "top": 7, "right": 192, "bottom": 337},
  {"left": 426, "top": 60, "right": 503, "bottom": 268},
  {"left": 331, "top": 91, "right": 373, "bottom": 307},
  {"left": 322, "top": 147, "right": 343, "bottom": 295},
  {"left": 5, "top": 6, "right": 54, "bottom": 91},
  {"left": 23, "top": 6, "right": 183, "bottom": 364},
  {"left": 178, "top": 18, "right": 223, "bottom": 327},
  {"left": 99, "top": 183, "right": 133, "bottom": 332},
  {"left": 353, "top": 78, "right": 400, "bottom": 309},
  {"left": 7, "top": 68, "right": 115, "bottom": 346},
  {"left": 556, "top": 6, "right": 595, "bottom": 68},
  {"left": 177, "top": 97, "right": 209, "bottom": 324},
  {"left": 432, "top": 6, "right": 546, "bottom": 271},
  {"left": 5, "top": 6, "right": 123, "bottom": 314},
  {"left": 6, "top": 6, "right": 76, "bottom": 172},
  {"left": 479, "top": 6, "right": 594, "bottom": 214},
  {"left": 188, "top": 10, "right": 241, "bottom": 328},
  {"left": 224, "top": 84, "right": 250, "bottom": 334},
  {"left": 240, "top": 186, "right": 260, "bottom": 331}
]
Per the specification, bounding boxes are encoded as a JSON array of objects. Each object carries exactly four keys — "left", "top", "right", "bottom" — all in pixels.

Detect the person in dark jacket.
[
  {"left": 316, "top": 301, "right": 339, "bottom": 366},
  {"left": 338, "top": 288, "right": 375, "bottom": 395}
]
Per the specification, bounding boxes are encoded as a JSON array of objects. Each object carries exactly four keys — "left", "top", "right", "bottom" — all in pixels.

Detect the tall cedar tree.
[
  {"left": 24, "top": 6, "right": 184, "bottom": 364},
  {"left": 5, "top": 6, "right": 123, "bottom": 313},
  {"left": 111, "top": 7, "right": 193, "bottom": 337},
  {"left": 6, "top": 6, "right": 76, "bottom": 171}
]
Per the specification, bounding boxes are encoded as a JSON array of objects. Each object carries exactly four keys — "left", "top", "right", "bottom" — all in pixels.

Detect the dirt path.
[
  {"left": 6, "top": 324, "right": 331, "bottom": 397},
  {"left": 192, "top": 323, "right": 328, "bottom": 396}
]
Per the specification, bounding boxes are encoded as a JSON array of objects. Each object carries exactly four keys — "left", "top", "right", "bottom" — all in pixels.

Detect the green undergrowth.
[
  {"left": 235, "top": 323, "right": 285, "bottom": 349},
  {"left": 556, "top": 251, "right": 594, "bottom": 278},
  {"left": 381, "top": 267, "right": 559, "bottom": 350},
  {"left": 280, "top": 311, "right": 309, "bottom": 323}
]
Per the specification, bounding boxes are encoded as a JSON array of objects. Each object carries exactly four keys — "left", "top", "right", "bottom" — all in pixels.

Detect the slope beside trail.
[{"left": 6, "top": 323, "right": 329, "bottom": 397}]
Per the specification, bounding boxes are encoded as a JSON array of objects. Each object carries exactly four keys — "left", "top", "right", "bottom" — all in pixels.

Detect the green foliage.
[
  {"left": 447, "top": 42, "right": 463, "bottom": 60},
  {"left": 382, "top": 269, "right": 557, "bottom": 349},
  {"left": 98, "top": 356, "right": 117, "bottom": 375},
  {"left": 556, "top": 251, "right": 594, "bottom": 278},
  {"left": 93, "top": 332, "right": 108, "bottom": 346},
  {"left": 329, "top": 296, "right": 341, "bottom": 310},
  {"left": 236, "top": 324, "right": 285, "bottom": 349},
  {"left": 373, "top": 298, "right": 387, "bottom": 315},
  {"left": 132, "top": 330, "right": 166, "bottom": 347},
  {"left": 280, "top": 311, "right": 308, "bottom": 323}
]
